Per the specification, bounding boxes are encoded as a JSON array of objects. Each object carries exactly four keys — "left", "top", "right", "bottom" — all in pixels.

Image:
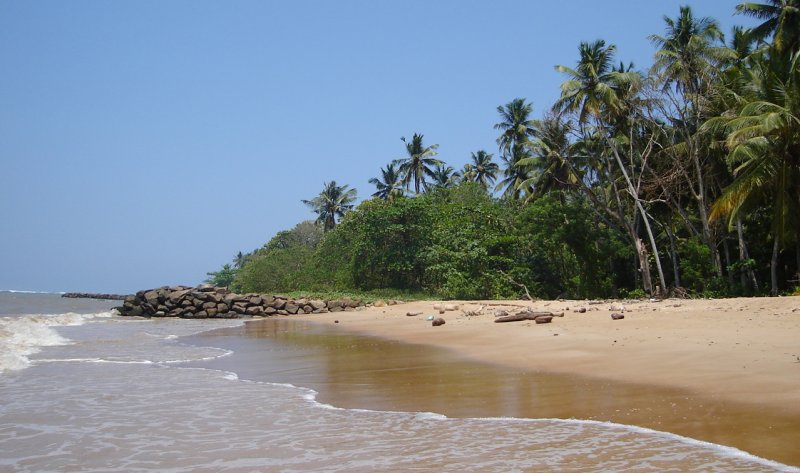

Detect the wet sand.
[{"left": 187, "top": 303, "right": 800, "bottom": 467}]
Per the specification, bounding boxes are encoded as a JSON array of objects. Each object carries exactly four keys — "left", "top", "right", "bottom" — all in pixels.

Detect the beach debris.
[
  {"left": 373, "top": 300, "right": 387, "bottom": 307},
  {"left": 577, "top": 307, "right": 587, "bottom": 313},
  {"left": 535, "top": 316, "right": 553, "bottom": 324},
  {"left": 426, "top": 315, "right": 435, "bottom": 321},
  {"left": 432, "top": 317, "right": 446, "bottom": 326},
  {"left": 433, "top": 303, "right": 443, "bottom": 310},
  {"left": 334, "top": 320, "right": 339, "bottom": 324},
  {"left": 443, "top": 303, "right": 460, "bottom": 311},
  {"left": 609, "top": 304, "right": 625, "bottom": 312},
  {"left": 462, "top": 305, "right": 485, "bottom": 318},
  {"left": 494, "top": 311, "right": 563, "bottom": 323},
  {"left": 406, "top": 311, "right": 423, "bottom": 317},
  {"left": 611, "top": 313, "right": 625, "bottom": 320},
  {"left": 494, "top": 310, "right": 509, "bottom": 317}
]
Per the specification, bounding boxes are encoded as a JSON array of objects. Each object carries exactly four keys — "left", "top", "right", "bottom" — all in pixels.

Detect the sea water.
[{"left": 0, "top": 292, "right": 796, "bottom": 472}]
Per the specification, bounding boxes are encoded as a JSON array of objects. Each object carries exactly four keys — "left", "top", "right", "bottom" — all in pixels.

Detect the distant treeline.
[{"left": 208, "top": 3, "right": 800, "bottom": 299}]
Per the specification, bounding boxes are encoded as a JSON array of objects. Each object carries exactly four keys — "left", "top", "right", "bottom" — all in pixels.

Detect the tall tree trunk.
[
  {"left": 666, "top": 224, "right": 681, "bottom": 288},
  {"left": 634, "top": 235, "right": 654, "bottom": 296},
  {"left": 736, "top": 218, "right": 759, "bottom": 293},
  {"left": 722, "top": 235, "right": 734, "bottom": 287},
  {"left": 771, "top": 235, "right": 780, "bottom": 296}
]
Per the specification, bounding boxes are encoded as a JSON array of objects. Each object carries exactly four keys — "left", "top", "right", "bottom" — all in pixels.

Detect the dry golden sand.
[{"left": 299, "top": 296, "right": 800, "bottom": 414}]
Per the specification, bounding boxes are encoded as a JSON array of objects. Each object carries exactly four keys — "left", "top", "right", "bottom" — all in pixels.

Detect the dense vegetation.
[{"left": 208, "top": 2, "right": 800, "bottom": 299}]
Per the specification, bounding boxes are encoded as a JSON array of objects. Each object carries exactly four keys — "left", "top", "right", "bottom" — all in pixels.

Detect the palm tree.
[
  {"left": 495, "top": 144, "right": 533, "bottom": 199},
  {"left": 516, "top": 116, "right": 580, "bottom": 201},
  {"left": 736, "top": 0, "right": 800, "bottom": 55},
  {"left": 369, "top": 163, "right": 405, "bottom": 201},
  {"left": 393, "top": 134, "right": 442, "bottom": 194},
  {"left": 462, "top": 150, "right": 499, "bottom": 191},
  {"left": 554, "top": 39, "right": 667, "bottom": 296},
  {"left": 553, "top": 40, "right": 628, "bottom": 125},
  {"left": 430, "top": 163, "right": 458, "bottom": 189},
  {"left": 649, "top": 5, "right": 730, "bottom": 278},
  {"left": 706, "top": 51, "right": 800, "bottom": 294},
  {"left": 302, "top": 181, "right": 358, "bottom": 231},
  {"left": 649, "top": 6, "right": 728, "bottom": 95},
  {"left": 494, "top": 98, "right": 536, "bottom": 158}
]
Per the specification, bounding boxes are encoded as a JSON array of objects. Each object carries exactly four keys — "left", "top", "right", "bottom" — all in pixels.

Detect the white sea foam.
[{"left": 0, "top": 311, "right": 113, "bottom": 372}]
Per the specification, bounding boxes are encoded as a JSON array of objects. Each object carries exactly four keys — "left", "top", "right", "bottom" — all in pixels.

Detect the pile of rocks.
[{"left": 115, "top": 285, "right": 364, "bottom": 319}]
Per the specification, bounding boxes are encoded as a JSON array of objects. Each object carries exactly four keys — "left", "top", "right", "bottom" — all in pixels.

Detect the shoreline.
[{"left": 295, "top": 296, "right": 800, "bottom": 415}]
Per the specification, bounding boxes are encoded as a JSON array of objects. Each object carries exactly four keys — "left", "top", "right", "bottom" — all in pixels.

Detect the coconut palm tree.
[
  {"left": 495, "top": 144, "right": 533, "bottom": 199},
  {"left": 649, "top": 5, "right": 731, "bottom": 278},
  {"left": 553, "top": 40, "right": 629, "bottom": 125},
  {"left": 516, "top": 116, "right": 580, "bottom": 202},
  {"left": 369, "top": 163, "right": 405, "bottom": 201},
  {"left": 554, "top": 39, "right": 667, "bottom": 296},
  {"left": 393, "top": 134, "right": 442, "bottom": 194},
  {"left": 706, "top": 51, "right": 800, "bottom": 294},
  {"left": 430, "top": 163, "right": 458, "bottom": 189},
  {"left": 494, "top": 98, "right": 536, "bottom": 159},
  {"left": 737, "top": 0, "right": 800, "bottom": 54},
  {"left": 302, "top": 181, "right": 358, "bottom": 231},
  {"left": 462, "top": 150, "right": 499, "bottom": 191},
  {"left": 649, "top": 6, "right": 728, "bottom": 95}
]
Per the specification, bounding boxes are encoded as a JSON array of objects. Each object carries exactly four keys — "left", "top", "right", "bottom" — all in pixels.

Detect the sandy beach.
[{"left": 297, "top": 296, "right": 800, "bottom": 413}]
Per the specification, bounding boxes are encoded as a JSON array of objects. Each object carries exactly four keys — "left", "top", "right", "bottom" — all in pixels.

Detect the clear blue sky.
[{"left": 0, "top": 1, "right": 756, "bottom": 293}]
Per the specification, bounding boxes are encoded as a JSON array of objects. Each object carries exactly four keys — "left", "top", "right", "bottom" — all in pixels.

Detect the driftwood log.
[{"left": 494, "top": 311, "right": 563, "bottom": 323}]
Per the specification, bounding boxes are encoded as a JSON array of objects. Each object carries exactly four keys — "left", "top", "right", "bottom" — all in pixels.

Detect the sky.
[{"left": 0, "top": 0, "right": 758, "bottom": 294}]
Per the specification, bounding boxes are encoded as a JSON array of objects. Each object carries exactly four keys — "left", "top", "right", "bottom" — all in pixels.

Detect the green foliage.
[
  {"left": 511, "top": 195, "right": 627, "bottom": 299},
  {"left": 234, "top": 221, "right": 323, "bottom": 293},
  {"left": 677, "top": 236, "right": 718, "bottom": 294},
  {"left": 421, "top": 183, "right": 516, "bottom": 299},
  {"left": 314, "top": 197, "right": 433, "bottom": 291},
  {"left": 205, "top": 264, "right": 237, "bottom": 289}
]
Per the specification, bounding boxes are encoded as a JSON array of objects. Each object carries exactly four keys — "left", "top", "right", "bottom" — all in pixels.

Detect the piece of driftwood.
[
  {"left": 406, "top": 311, "right": 423, "bottom": 316},
  {"left": 494, "top": 311, "right": 561, "bottom": 323},
  {"left": 535, "top": 316, "right": 553, "bottom": 324},
  {"left": 611, "top": 313, "right": 625, "bottom": 320},
  {"left": 497, "top": 269, "right": 534, "bottom": 301}
]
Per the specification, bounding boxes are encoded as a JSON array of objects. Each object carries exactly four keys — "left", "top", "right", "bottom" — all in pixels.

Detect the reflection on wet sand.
[{"left": 186, "top": 318, "right": 800, "bottom": 467}]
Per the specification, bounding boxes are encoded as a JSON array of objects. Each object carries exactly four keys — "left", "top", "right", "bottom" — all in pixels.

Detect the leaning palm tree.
[
  {"left": 736, "top": 0, "right": 800, "bottom": 55},
  {"left": 494, "top": 98, "right": 536, "bottom": 159},
  {"left": 463, "top": 150, "right": 499, "bottom": 191},
  {"left": 369, "top": 163, "right": 405, "bottom": 201},
  {"left": 302, "top": 181, "right": 357, "bottom": 231},
  {"left": 393, "top": 134, "right": 442, "bottom": 194}
]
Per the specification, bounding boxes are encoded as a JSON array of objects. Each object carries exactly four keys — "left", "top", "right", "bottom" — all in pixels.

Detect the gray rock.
[{"left": 309, "top": 299, "right": 326, "bottom": 310}]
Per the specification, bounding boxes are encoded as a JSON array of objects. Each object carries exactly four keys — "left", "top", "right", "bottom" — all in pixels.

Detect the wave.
[
  {"left": 190, "top": 365, "right": 800, "bottom": 472},
  {"left": 0, "top": 311, "right": 114, "bottom": 372}
]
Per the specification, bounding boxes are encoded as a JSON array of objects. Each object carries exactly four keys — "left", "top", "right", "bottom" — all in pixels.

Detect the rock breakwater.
[{"left": 115, "top": 285, "right": 365, "bottom": 319}]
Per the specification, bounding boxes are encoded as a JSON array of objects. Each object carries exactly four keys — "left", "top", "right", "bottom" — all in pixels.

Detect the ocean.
[{"left": 0, "top": 291, "right": 796, "bottom": 472}]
